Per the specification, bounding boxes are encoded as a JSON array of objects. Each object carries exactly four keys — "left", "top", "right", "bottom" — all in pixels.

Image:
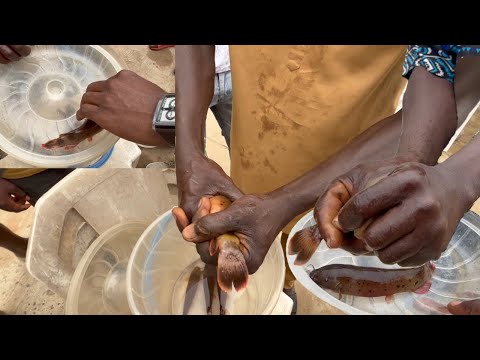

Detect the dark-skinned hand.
[{"left": 0, "top": 45, "right": 31, "bottom": 64}]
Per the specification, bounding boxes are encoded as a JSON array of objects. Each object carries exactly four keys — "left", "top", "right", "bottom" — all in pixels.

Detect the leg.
[{"left": 0, "top": 223, "right": 28, "bottom": 258}]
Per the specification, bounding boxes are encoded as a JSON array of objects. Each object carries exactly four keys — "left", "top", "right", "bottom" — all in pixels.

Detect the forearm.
[
  {"left": 269, "top": 111, "right": 405, "bottom": 223},
  {"left": 398, "top": 66, "right": 457, "bottom": 165},
  {"left": 175, "top": 45, "right": 215, "bottom": 166},
  {"left": 268, "top": 59, "right": 480, "bottom": 224},
  {"left": 439, "top": 131, "right": 480, "bottom": 208}
]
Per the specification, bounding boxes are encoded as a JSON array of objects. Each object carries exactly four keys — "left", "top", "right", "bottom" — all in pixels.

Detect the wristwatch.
[{"left": 153, "top": 93, "right": 175, "bottom": 147}]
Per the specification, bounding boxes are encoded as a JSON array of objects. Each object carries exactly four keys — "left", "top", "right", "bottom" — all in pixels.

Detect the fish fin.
[
  {"left": 288, "top": 225, "right": 322, "bottom": 265},
  {"left": 209, "top": 238, "right": 218, "bottom": 256},
  {"left": 385, "top": 295, "right": 395, "bottom": 304},
  {"left": 414, "top": 281, "right": 432, "bottom": 295},
  {"left": 87, "top": 136, "right": 93, "bottom": 142},
  {"left": 217, "top": 242, "right": 249, "bottom": 293},
  {"left": 64, "top": 144, "right": 77, "bottom": 150}
]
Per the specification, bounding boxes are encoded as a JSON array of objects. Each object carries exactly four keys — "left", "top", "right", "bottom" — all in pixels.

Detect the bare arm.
[{"left": 175, "top": 45, "right": 215, "bottom": 161}]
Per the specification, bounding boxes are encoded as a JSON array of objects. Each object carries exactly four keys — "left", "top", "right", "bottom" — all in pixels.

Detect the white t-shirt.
[{"left": 215, "top": 45, "right": 230, "bottom": 74}]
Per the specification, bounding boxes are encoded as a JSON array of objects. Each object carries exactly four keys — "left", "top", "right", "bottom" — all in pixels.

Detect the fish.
[
  {"left": 182, "top": 264, "right": 227, "bottom": 315},
  {"left": 288, "top": 225, "right": 372, "bottom": 265},
  {"left": 42, "top": 120, "right": 102, "bottom": 150},
  {"left": 207, "top": 195, "right": 249, "bottom": 293},
  {"left": 309, "top": 262, "right": 435, "bottom": 301}
]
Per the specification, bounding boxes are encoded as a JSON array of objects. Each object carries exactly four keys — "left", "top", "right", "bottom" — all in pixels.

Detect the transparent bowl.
[
  {"left": 287, "top": 211, "right": 480, "bottom": 315},
  {"left": 0, "top": 45, "right": 123, "bottom": 167},
  {"left": 127, "top": 210, "right": 286, "bottom": 315},
  {"left": 65, "top": 222, "right": 149, "bottom": 315}
]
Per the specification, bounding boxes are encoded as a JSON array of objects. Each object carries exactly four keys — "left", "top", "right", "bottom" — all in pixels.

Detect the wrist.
[{"left": 437, "top": 160, "right": 479, "bottom": 212}]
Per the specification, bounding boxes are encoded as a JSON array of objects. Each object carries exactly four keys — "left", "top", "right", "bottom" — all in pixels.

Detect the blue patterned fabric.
[{"left": 403, "top": 45, "right": 480, "bottom": 83}]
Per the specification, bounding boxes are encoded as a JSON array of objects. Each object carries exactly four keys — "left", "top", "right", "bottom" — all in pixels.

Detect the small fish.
[
  {"left": 309, "top": 262, "right": 435, "bottom": 301},
  {"left": 183, "top": 264, "right": 227, "bottom": 315},
  {"left": 42, "top": 120, "right": 102, "bottom": 150},
  {"left": 289, "top": 225, "right": 372, "bottom": 265}
]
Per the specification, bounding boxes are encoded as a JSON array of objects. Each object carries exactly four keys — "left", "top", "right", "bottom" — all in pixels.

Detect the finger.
[
  {"left": 76, "top": 103, "right": 99, "bottom": 120},
  {"left": 376, "top": 231, "right": 422, "bottom": 265},
  {"left": 5, "top": 182, "right": 27, "bottom": 199},
  {"left": 183, "top": 208, "right": 238, "bottom": 243},
  {"left": 338, "top": 171, "right": 415, "bottom": 231},
  {"left": 448, "top": 300, "right": 480, "bottom": 315},
  {"left": 10, "top": 45, "right": 31, "bottom": 57},
  {"left": 398, "top": 250, "right": 437, "bottom": 267},
  {"left": 196, "top": 242, "right": 218, "bottom": 265},
  {"left": 0, "top": 45, "right": 20, "bottom": 61},
  {"left": 192, "top": 197, "right": 212, "bottom": 223},
  {"left": 86, "top": 81, "right": 107, "bottom": 92},
  {"left": 80, "top": 91, "right": 103, "bottom": 107},
  {"left": 6, "top": 199, "right": 31, "bottom": 213},
  {"left": 315, "top": 181, "right": 351, "bottom": 248},
  {"left": 358, "top": 202, "right": 417, "bottom": 251},
  {"left": 0, "top": 53, "right": 8, "bottom": 64},
  {"left": 172, "top": 207, "right": 190, "bottom": 232}
]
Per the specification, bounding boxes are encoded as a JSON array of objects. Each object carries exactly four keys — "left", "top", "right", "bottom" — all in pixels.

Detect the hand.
[
  {"left": 76, "top": 70, "right": 169, "bottom": 146},
  {"left": 448, "top": 300, "right": 480, "bottom": 315},
  {"left": 174, "top": 154, "right": 244, "bottom": 263},
  {"left": 177, "top": 153, "right": 243, "bottom": 224},
  {"left": 0, "top": 179, "right": 31, "bottom": 213},
  {"left": 179, "top": 193, "right": 287, "bottom": 274},
  {"left": 0, "top": 45, "right": 31, "bottom": 64},
  {"left": 315, "top": 157, "right": 470, "bottom": 266}
]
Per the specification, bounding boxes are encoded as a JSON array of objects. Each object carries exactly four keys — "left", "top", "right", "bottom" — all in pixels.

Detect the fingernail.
[
  {"left": 449, "top": 301, "right": 461, "bottom": 307},
  {"left": 325, "top": 237, "right": 332, "bottom": 248},
  {"left": 26, "top": 196, "right": 30, "bottom": 201},
  {"left": 332, "top": 216, "right": 341, "bottom": 229}
]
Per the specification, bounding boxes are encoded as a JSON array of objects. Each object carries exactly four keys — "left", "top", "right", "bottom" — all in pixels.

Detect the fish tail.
[
  {"left": 288, "top": 225, "right": 322, "bottom": 265},
  {"left": 217, "top": 235, "right": 248, "bottom": 293}
]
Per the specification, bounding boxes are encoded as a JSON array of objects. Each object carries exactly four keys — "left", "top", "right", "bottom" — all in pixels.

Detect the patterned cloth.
[{"left": 403, "top": 45, "right": 480, "bottom": 83}]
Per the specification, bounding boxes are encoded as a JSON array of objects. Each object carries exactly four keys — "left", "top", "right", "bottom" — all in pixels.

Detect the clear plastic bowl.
[
  {"left": 0, "top": 45, "right": 123, "bottom": 167},
  {"left": 65, "top": 222, "right": 149, "bottom": 315},
  {"left": 127, "top": 210, "right": 286, "bottom": 315},
  {"left": 287, "top": 211, "right": 480, "bottom": 315}
]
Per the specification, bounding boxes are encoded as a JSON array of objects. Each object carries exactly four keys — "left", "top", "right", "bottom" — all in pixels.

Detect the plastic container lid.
[
  {"left": 0, "top": 45, "right": 122, "bottom": 168},
  {"left": 127, "top": 210, "right": 286, "bottom": 315},
  {"left": 287, "top": 211, "right": 480, "bottom": 315},
  {"left": 65, "top": 222, "right": 149, "bottom": 315}
]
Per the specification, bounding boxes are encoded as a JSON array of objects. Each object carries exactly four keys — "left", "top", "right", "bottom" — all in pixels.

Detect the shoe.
[{"left": 283, "top": 287, "right": 297, "bottom": 315}]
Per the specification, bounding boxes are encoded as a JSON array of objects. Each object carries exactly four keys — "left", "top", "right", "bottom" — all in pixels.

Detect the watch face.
[{"left": 160, "top": 95, "right": 175, "bottom": 125}]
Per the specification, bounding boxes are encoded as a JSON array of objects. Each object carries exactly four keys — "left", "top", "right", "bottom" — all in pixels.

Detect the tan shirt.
[{"left": 229, "top": 45, "right": 407, "bottom": 232}]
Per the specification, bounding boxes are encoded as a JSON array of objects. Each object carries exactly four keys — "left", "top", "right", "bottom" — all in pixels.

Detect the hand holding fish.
[
  {"left": 0, "top": 45, "right": 31, "bottom": 64},
  {"left": 177, "top": 193, "right": 287, "bottom": 285},
  {"left": 299, "top": 157, "right": 471, "bottom": 267},
  {"left": 76, "top": 70, "right": 170, "bottom": 146}
]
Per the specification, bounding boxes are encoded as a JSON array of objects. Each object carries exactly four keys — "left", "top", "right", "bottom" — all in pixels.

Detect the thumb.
[
  {"left": 448, "top": 300, "right": 480, "bottom": 315},
  {"left": 182, "top": 208, "right": 236, "bottom": 243}
]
